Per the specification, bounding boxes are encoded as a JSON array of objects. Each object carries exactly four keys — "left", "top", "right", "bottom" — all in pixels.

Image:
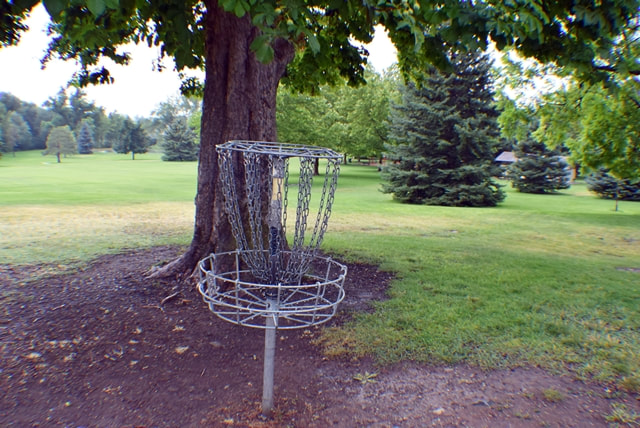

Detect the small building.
[{"left": 494, "top": 151, "right": 517, "bottom": 163}]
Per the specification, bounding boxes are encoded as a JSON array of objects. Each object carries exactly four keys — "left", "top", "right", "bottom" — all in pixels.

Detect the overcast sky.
[{"left": 0, "top": 5, "right": 398, "bottom": 118}]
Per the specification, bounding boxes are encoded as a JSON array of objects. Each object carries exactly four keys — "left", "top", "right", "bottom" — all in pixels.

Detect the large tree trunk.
[{"left": 150, "top": 3, "right": 294, "bottom": 279}]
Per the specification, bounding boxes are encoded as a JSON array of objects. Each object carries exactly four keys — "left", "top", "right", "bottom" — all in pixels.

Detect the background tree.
[
  {"left": 585, "top": 170, "right": 640, "bottom": 204},
  {"left": 162, "top": 117, "right": 199, "bottom": 161},
  {"left": 277, "top": 68, "right": 397, "bottom": 165},
  {"left": 113, "top": 118, "right": 151, "bottom": 160},
  {"left": 533, "top": 81, "right": 640, "bottom": 208},
  {"left": 76, "top": 118, "right": 94, "bottom": 154},
  {"left": 508, "top": 137, "right": 571, "bottom": 194},
  {"left": 104, "top": 112, "right": 126, "bottom": 149},
  {"left": 2, "top": 111, "right": 32, "bottom": 156},
  {"left": 497, "top": 99, "right": 571, "bottom": 194},
  {"left": 5, "top": 0, "right": 638, "bottom": 277},
  {"left": 276, "top": 89, "right": 332, "bottom": 146},
  {"left": 43, "top": 88, "right": 72, "bottom": 128},
  {"left": 325, "top": 68, "right": 396, "bottom": 162},
  {"left": 382, "top": 52, "right": 504, "bottom": 207},
  {"left": 43, "top": 125, "right": 76, "bottom": 162},
  {"left": 149, "top": 95, "right": 201, "bottom": 142}
]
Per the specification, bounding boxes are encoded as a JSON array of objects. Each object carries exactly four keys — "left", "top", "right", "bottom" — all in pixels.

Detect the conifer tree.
[
  {"left": 585, "top": 170, "right": 640, "bottom": 202},
  {"left": 508, "top": 137, "right": 571, "bottom": 194},
  {"left": 162, "top": 118, "right": 199, "bottom": 161},
  {"left": 382, "top": 51, "right": 504, "bottom": 207},
  {"left": 113, "top": 118, "right": 151, "bottom": 160},
  {"left": 76, "top": 119, "right": 94, "bottom": 154}
]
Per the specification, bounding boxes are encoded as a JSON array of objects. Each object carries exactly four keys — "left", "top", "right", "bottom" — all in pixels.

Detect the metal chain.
[{"left": 216, "top": 142, "right": 342, "bottom": 285}]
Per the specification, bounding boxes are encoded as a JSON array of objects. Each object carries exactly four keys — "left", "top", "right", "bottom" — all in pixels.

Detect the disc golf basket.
[{"left": 197, "top": 140, "right": 347, "bottom": 416}]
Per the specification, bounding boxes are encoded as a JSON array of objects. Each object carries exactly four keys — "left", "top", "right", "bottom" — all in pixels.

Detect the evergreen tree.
[
  {"left": 508, "top": 137, "right": 571, "bottom": 194},
  {"left": 43, "top": 125, "right": 76, "bottom": 163},
  {"left": 113, "top": 118, "right": 151, "bottom": 160},
  {"left": 382, "top": 52, "right": 505, "bottom": 207},
  {"left": 585, "top": 170, "right": 640, "bottom": 202},
  {"left": 76, "top": 119, "right": 94, "bottom": 154},
  {"left": 162, "top": 117, "right": 198, "bottom": 161}
]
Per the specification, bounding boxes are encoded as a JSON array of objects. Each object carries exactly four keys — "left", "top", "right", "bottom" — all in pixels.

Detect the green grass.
[
  {"left": 2, "top": 150, "right": 640, "bottom": 390},
  {"left": 0, "top": 150, "right": 196, "bottom": 264}
]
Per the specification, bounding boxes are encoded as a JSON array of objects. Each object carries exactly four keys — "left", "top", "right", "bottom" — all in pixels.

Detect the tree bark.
[{"left": 149, "top": 3, "right": 294, "bottom": 279}]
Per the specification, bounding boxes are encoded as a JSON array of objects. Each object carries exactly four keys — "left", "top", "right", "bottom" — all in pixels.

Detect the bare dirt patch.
[{"left": 1, "top": 246, "right": 638, "bottom": 427}]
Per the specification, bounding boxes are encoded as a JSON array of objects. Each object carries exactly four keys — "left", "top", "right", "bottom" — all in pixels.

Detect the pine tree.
[
  {"left": 508, "top": 137, "right": 571, "bottom": 194},
  {"left": 161, "top": 118, "right": 198, "bottom": 161},
  {"left": 382, "top": 51, "right": 505, "bottom": 207},
  {"left": 585, "top": 170, "right": 640, "bottom": 201},
  {"left": 113, "top": 118, "right": 151, "bottom": 160},
  {"left": 76, "top": 120, "right": 94, "bottom": 154}
]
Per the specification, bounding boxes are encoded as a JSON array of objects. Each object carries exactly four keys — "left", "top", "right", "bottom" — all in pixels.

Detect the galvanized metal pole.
[
  {"left": 262, "top": 157, "right": 284, "bottom": 417},
  {"left": 261, "top": 301, "right": 277, "bottom": 416}
]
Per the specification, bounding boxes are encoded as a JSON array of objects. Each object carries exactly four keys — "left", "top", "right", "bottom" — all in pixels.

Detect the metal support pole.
[
  {"left": 261, "top": 299, "right": 277, "bottom": 417},
  {"left": 262, "top": 157, "right": 284, "bottom": 417}
]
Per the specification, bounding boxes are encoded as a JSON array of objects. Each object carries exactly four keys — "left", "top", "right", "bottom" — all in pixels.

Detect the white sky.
[{"left": 0, "top": 4, "right": 398, "bottom": 118}]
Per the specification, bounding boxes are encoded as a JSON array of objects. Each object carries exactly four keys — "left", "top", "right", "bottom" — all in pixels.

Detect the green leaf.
[
  {"left": 305, "top": 31, "right": 320, "bottom": 54},
  {"left": 233, "top": 0, "right": 249, "bottom": 18},
  {"left": 87, "top": 0, "right": 106, "bottom": 17},
  {"left": 43, "top": 0, "right": 67, "bottom": 18},
  {"left": 250, "top": 35, "right": 274, "bottom": 63},
  {"left": 220, "top": 0, "right": 236, "bottom": 13}
]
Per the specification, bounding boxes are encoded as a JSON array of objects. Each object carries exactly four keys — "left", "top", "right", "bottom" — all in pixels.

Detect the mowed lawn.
[{"left": 1, "top": 150, "right": 639, "bottom": 390}]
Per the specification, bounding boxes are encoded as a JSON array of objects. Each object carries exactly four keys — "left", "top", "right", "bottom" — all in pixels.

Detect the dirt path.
[{"left": 1, "top": 246, "right": 638, "bottom": 427}]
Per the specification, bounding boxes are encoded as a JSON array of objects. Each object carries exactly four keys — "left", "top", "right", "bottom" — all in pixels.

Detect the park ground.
[{"left": 2, "top": 245, "right": 639, "bottom": 427}]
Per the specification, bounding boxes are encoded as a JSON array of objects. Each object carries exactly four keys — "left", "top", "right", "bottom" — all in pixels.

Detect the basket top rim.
[{"left": 217, "top": 140, "right": 342, "bottom": 160}]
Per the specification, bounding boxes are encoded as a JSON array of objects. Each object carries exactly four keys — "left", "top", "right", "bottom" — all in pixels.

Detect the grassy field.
[{"left": 2, "top": 150, "right": 639, "bottom": 390}]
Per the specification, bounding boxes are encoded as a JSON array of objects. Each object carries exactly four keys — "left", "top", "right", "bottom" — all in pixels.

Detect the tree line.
[{"left": 0, "top": 89, "right": 202, "bottom": 162}]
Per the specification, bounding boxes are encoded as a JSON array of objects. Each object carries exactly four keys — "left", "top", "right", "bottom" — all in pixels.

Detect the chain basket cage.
[
  {"left": 197, "top": 141, "right": 347, "bottom": 329},
  {"left": 198, "top": 250, "right": 346, "bottom": 329}
]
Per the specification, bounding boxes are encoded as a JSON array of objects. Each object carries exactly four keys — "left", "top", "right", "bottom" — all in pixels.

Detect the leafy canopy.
[{"left": 3, "top": 0, "right": 638, "bottom": 94}]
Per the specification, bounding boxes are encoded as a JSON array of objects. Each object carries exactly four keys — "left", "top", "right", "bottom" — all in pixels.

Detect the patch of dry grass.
[{"left": 0, "top": 202, "right": 193, "bottom": 265}]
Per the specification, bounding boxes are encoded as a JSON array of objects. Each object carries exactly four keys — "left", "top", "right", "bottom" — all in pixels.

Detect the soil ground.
[{"left": 1, "top": 246, "right": 639, "bottom": 427}]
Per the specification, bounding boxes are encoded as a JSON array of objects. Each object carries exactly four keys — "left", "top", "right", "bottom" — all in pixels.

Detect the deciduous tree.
[
  {"left": 2, "top": 111, "right": 32, "bottom": 156},
  {"left": 43, "top": 125, "right": 76, "bottom": 162}
]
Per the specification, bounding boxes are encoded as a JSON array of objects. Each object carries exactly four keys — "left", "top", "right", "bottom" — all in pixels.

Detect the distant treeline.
[{"left": 0, "top": 89, "right": 150, "bottom": 154}]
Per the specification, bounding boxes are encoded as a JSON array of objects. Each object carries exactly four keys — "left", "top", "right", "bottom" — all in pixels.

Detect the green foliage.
[
  {"left": 43, "top": 125, "right": 76, "bottom": 162},
  {"left": 276, "top": 89, "right": 332, "bottom": 147},
  {"left": 2, "top": 111, "right": 32, "bottom": 154},
  {"left": 76, "top": 119, "right": 94, "bottom": 154},
  {"left": 161, "top": 117, "right": 198, "bottom": 162},
  {"left": 0, "top": 90, "right": 111, "bottom": 151},
  {"left": 508, "top": 140, "right": 571, "bottom": 194},
  {"left": 150, "top": 96, "right": 201, "bottom": 143},
  {"left": 277, "top": 68, "right": 395, "bottom": 159},
  {"left": 585, "top": 170, "right": 640, "bottom": 202},
  {"left": 5, "top": 0, "right": 636, "bottom": 96},
  {"left": 536, "top": 81, "right": 640, "bottom": 181},
  {"left": 382, "top": 52, "right": 504, "bottom": 207},
  {"left": 112, "top": 118, "right": 152, "bottom": 160}
]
